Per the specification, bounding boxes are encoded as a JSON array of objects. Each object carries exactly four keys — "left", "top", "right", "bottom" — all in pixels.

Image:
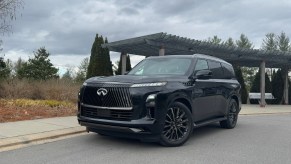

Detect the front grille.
[
  {"left": 82, "top": 83, "right": 132, "bottom": 108},
  {"left": 81, "top": 106, "right": 133, "bottom": 120}
]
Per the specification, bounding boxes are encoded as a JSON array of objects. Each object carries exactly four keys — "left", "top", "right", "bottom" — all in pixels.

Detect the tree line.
[
  {"left": 1, "top": 32, "right": 291, "bottom": 104},
  {"left": 207, "top": 32, "right": 291, "bottom": 104},
  {"left": 0, "top": 34, "right": 132, "bottom": 82}
]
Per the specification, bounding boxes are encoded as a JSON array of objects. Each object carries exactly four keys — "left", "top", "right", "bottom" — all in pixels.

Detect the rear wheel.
[
  {"left": 220, "top": 99, "right": 238, "bottom": 129},
  {"left": 160, "top": 102, "right": 193, "bottom": 147}
]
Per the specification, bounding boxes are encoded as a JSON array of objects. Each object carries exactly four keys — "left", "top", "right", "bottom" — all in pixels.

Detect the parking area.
[{"left": 1, "top": 113, "right": 291, "bottom": 164}]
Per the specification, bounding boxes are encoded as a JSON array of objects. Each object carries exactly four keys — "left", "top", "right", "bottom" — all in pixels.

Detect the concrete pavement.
[
  {"left": 0, "top": 105, "right": 290, "bottom": 151},
  {"left": 0, "top": 117, "right": 85, "bottom": 151},
  {"left": 239, "top": 104, "right": 291, "bottom": 115}
]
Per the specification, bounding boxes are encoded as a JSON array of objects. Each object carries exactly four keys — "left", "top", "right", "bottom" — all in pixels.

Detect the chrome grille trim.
[{"left": 81, "top": 103, "right": 132, "bottom": 111}]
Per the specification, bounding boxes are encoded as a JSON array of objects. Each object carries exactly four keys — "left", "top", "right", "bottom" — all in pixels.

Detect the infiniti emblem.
[{"left": 97, "top": 88, "right": 108, "bottom": 96}]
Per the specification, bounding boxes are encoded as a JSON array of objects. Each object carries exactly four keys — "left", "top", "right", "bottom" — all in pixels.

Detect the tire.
[
  {"left": 220, "top": 99, "right": 239, "bottom": 129},
  {"left": 159, "top": 102, "right": 193, "bottom": 147}
]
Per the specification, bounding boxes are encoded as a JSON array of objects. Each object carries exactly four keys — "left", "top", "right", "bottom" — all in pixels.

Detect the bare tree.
[{"left": 0, "top": 0, "right": 23, "bottom": 35}]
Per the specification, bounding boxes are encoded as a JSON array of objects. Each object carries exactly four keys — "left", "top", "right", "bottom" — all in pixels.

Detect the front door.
[{"left": 191, "top": 59, "right": 218, "bottom": 122}]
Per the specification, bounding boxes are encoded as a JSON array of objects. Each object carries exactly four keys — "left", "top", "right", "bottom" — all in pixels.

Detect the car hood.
[{"left": 85, "top": 75, "right": 189, "bottom": 84}]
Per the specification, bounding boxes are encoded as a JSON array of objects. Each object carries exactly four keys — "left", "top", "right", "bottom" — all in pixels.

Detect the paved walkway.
[
  {"left": 240, "top": 104, "right": 291, "bottom": 115},
  {"left": 0, "top": 105, "right": 290, "bottom": 151},
  {"left": 0, "top": 117, "right": 85, "bottom": 151}
]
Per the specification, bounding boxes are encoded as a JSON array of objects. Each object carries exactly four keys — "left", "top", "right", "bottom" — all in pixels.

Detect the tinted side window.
[
  {"left": 222, "top": 63, "right": 235, "bottom": 79},
  {"left": 208, "top": 60, "right": 224, "bottom": 79},
  {"left": 194, "top": 59, "right": 208, "bottom": 72}
]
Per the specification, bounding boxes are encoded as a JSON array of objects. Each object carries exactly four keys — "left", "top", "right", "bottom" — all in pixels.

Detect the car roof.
[{"left": 147, "top": 54, "right": 232, "bottom": 66}]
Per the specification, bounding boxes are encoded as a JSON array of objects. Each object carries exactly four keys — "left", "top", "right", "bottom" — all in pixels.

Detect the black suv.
[{"left": 78, "top": 54, "right": 241, "bottom": 146}]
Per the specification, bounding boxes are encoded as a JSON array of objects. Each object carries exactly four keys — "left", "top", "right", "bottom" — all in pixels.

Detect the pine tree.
[
  {"left": 223, "top": 37, "right": 235, "bottom": 47},
  {"left": 271, "top": 69, "right": 284, "bottom": 104},
  {"left": 234, "top": 67, "right": 248, "bottom": 104},
  {"left": 234, "top": 34, "right": 254, "bottom": 103},
  {"left": 207, "top": 35, "right": 222, "bottom": 44},
  {"left": 17, "top": 47, "right": 58, "bottom": 80},
  {"left": 0, "top": 57, "right": 11, "bottom": 80},
  {"left": 236, "top": 34, "right": 254, "bottom": 49},
  {"left": 103, "top": 38, "right": 113, "bottom": 76},
  {"left": 261, "top": 33, "right": 277, "bottom": 51},
  {"left": 277, "top": 32, "right": 290, "bottom": 51},
  {"left": 251, "top": 71, "right": 272, "bottom": 93},
  {"left": 86, "top": 34, "right": 113, "bottom": 78},
  {"left": 126, "top": 55, "right": 132, "bottom": 72}
]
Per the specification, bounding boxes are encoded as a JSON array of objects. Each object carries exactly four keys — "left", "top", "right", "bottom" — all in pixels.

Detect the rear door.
[{"left": 207, "top": 60, "right": 228, "bottom": 117}]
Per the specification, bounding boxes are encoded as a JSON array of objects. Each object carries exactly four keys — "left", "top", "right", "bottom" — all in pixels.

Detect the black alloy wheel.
[
  {"left": 160, "top": 102, "right": 193, "bottom": 147},
  {"left": 220, "top": 99, "right": 238, "bottom": 129}
]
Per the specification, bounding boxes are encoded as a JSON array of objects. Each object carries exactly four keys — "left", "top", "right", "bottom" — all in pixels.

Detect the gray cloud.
[{"left": 2, "top": 0, "right": 291, "bottom": 68}]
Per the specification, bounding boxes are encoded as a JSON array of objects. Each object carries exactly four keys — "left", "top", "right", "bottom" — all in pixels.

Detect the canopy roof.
[{"left": 102, "top": 32, "right": 291, "bottom": 68}]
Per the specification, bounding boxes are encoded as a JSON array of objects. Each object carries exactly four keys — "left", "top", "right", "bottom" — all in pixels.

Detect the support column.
[
  {"left": 283, "top": 68, "right": 289, "bottom": 105},
  {"left": 159, "top": 45, "right": 165, "bottom": 56},
  {"left": 121, "top": 52, "right": 127, "bottom": 75},
  {"left": 260, "top": 60, "right": 266, "bottom": 107}
]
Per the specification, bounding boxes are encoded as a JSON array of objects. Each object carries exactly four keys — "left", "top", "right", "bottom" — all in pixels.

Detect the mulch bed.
[{"left": 0, "top": 104, "right": 77, "bottom": 123}]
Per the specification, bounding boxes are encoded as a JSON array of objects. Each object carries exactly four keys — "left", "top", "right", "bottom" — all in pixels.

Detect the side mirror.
[{"left": 195, "top": 70, "right": 212, "bottom": 79}]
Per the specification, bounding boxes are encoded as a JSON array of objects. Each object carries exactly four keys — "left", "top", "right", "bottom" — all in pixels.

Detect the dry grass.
[
  {"left": 0, "top": 79, "right": 81, "bottom": 102},
  {"left": 0, "top": 79, "right": 81, "bottom": 122}
]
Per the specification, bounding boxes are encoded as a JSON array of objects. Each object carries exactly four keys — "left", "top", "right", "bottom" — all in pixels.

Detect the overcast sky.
[{"left": 2, "top": 0, "right": 291, "bottom": 70}]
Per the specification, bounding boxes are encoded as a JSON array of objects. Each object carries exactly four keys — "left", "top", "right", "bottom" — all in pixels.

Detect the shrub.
[{"left": 0, "top": 78, "right": 81, "bottom": 102}]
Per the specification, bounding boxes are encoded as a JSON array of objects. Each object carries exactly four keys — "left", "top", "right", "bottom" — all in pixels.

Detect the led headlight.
[
  {"left": 83, "top": 82, "right": 87, "bottom": 86},
  {"left": 131, "top": 82, "right": 167, "bottom": 87}
]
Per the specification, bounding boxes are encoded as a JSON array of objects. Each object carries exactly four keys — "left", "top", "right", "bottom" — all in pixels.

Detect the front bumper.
[{"left": 78, "top": 116, "right": 163, "bottom": 142}]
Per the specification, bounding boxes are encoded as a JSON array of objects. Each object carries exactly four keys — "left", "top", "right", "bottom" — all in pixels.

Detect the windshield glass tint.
[{"left": 128, "top": 58, "right": 192, "bottom": 76}]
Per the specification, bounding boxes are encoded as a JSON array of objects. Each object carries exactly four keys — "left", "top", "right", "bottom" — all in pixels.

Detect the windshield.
[{"left": 128, "top": 58, "right": 192, "bottom": 76}]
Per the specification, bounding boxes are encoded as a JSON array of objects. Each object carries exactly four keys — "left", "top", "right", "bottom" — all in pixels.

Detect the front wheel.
[
  {"left": 159, "top": 102, "right": 193, "bottom": 147},
  {"left": 220, "top": 99, "right": 239, "bottom": 129}
]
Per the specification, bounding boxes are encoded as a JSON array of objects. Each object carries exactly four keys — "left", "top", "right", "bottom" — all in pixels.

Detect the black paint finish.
[{"left": 77, "top": 54, "right": 241, "bottom": 143}]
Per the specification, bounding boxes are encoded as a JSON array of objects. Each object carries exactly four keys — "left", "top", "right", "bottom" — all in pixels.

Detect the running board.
[{"left": 193, "top": 117, "right": 226, "bottom": 128}]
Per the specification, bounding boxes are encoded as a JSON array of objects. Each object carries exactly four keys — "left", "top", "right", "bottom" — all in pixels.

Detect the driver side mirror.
[{"left": 194, "top": 70, "right": 212, "bottom": 80}]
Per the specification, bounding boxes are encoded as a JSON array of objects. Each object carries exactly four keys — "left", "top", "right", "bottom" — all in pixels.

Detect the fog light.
[
  {"left": 146, "top": 94, "right": 156, "bottom": 102},
  {"left": 146, "top": 94, "right": 156, "bottom": 107}
]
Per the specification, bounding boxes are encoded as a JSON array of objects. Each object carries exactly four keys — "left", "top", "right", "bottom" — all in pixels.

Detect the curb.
[
  {"left": 0, "top": 127, "right": 86, "bottom": 150},
  {"left": 239, "top": 112, "right": 291, "bottom": 116}
]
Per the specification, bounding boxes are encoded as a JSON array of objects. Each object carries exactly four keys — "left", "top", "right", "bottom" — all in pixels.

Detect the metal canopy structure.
[
  {"left": 102, "top": 32, "right": 290, "bottom": 106},
  {"left": 102, "top": 32, "right": 291, "bottom": 68}
]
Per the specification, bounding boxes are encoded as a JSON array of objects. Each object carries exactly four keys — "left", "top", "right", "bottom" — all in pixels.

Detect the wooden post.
[
  {"left": 260, "top": 61, "right": 266, "bottom": 107},
  {"left": 121, "top": 52, "right": 127, "bottom": 75},
  {"left": 283, "top": 68, "right": 289, "bottom": 105},
  {"left": 159, "top": 45, "right": 165, "bottom": 56}
]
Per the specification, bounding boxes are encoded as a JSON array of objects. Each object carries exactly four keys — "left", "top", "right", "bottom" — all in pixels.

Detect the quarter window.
[{"left": 222, "top": 63, "right": 235, "bottom": 79}]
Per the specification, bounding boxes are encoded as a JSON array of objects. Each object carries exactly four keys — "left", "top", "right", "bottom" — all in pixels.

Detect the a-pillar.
[
  {"left": 159, "top": 45, "right": 165, "bottom": 56},
  {"left": 121, "top": 52, "right": 127, "bottom": 75},
  {"left": 283, "top": 68, "right": 289, "bottom": 105},
  {"left": 260, "top": 60, "right": 266, "bottom": 107}
]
